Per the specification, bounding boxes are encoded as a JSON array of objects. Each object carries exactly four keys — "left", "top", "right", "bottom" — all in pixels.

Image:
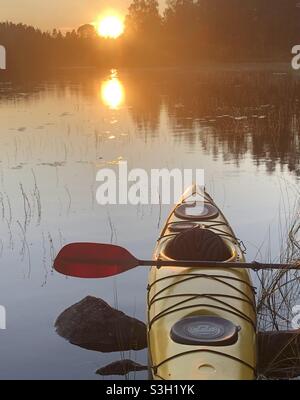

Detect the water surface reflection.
[{"left": 100, "top": 70, "right": 125, "bottom": 109}]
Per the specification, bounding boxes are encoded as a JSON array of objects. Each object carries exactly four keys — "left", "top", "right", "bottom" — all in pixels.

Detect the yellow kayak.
[{"left": 148, "top": 186, "right": 257, "bottom": 380}]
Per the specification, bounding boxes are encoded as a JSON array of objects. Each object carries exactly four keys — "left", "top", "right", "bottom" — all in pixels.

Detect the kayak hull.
[{"left": 148, "top": 187, "right": 257, "bottom": 380}]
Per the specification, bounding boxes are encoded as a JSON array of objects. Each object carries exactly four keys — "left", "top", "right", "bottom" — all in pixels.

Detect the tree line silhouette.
[{"left": 1, "top": 0, "right": 300, "bottom": 76}]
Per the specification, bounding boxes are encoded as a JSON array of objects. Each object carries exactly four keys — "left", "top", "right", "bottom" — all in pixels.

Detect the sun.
[{"left": 97, "top": 15, "right": 124, "bottom": 39}]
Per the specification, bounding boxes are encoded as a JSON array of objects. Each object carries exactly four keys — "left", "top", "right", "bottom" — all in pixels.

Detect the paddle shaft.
[
  {"left": 139, "top": 260, "right": 298, "bottom": 270},
  {"left": 58, "top": 257, "right": 297, "bottom": 270}
]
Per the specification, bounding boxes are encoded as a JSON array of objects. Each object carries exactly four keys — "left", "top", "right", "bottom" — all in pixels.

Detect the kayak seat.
[{"left": 164, "top": 227, "right": 232, "bottom": 262}]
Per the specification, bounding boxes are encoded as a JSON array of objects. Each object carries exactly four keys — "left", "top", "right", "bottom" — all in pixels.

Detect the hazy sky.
[{"left": 2, "top": 0, "right": 167, "bottom": 31}]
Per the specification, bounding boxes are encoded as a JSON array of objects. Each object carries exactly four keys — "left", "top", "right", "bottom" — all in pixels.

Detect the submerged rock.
[
  {"left": 96, "top": 360, "right": 148, "bottom": 376},
  {"left": 55, "top": 296, "right": 147, "bottom": 352}
]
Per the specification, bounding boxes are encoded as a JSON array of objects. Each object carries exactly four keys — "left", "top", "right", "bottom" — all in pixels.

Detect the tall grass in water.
[{"left": 256, "top": 186, "right": 300, "bottom": 379}]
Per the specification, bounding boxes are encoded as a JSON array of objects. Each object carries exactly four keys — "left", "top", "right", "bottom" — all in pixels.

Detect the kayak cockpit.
[{"left": 162, "top": 227, "right": 234, "bottom": 263}]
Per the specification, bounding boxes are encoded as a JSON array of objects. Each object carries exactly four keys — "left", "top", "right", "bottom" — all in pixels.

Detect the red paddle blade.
[{"left": 54, "top": 243, "right": 140, "bottom": 278}]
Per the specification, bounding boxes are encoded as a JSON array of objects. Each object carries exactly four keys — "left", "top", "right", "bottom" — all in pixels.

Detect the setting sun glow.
[{"left": 97, "top": 15, "right": 124, "bottom": 39}]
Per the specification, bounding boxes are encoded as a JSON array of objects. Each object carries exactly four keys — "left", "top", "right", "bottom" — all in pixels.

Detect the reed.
[{"left": 256, "top": 191, "right": 300, "bottom": 379}]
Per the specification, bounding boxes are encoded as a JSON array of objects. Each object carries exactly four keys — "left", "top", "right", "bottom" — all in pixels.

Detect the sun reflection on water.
[{"left": 101, "top": 70, "right": 125, "bottom": 109}]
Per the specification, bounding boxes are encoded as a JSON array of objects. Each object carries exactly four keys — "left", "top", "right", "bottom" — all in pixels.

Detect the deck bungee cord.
[
  {"left": 148, "top": 273, "right": 257, "bottom": 305},
  {"left": 151, "top": 348, "right": 257, "bottom": 377}
]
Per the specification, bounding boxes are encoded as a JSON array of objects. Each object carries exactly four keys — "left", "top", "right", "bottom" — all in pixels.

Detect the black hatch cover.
[
  {"left": 175, "top": 203, "right": 219, "bottom": 220},
  {"left": 170, "top": 316, "right": 240, "bottom": 346}
]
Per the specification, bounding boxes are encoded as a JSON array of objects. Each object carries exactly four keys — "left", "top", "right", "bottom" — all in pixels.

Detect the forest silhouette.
[{"left": 0, "top": 0, "right": 300, "bottom": 76}]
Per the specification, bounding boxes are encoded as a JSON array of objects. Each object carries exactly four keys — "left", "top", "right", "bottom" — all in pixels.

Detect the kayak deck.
[{"left": 148, "top": 187, "right": 257, "bottom": 380}]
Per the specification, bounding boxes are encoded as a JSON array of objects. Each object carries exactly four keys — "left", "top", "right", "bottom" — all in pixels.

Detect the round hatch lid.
[
  {"left": 170, "top": 316, "right": 240, "bottom": 346},
  {"left": 168, "top": 222, "right": 199, "bottom": 232},
  {"left": 175, "top": 203, "right": 219, "bottom": 221}
]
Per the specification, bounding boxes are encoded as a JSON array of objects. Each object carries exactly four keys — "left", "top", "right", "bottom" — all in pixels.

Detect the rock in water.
[
  {"left": 96, "top": 360, "right": 148, "bottom": 376},
  {"left": 55, "top": 296, "right": 147, "bottom": 352}
]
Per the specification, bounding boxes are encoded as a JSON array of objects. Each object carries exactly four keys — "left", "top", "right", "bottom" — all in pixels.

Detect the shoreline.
[{"left": 0, "top": 62, "right": 298, "bottom": 83}]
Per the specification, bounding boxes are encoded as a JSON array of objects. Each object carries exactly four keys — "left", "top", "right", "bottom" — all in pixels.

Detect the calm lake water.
[{"left": 0, "top": 67, "right": 299, "bottom": 380}]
